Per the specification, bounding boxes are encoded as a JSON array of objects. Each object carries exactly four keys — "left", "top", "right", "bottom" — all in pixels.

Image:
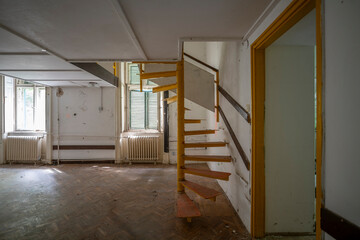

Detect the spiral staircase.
[{"left": 136, "top": 53, "right": 231, "bottom": 223}]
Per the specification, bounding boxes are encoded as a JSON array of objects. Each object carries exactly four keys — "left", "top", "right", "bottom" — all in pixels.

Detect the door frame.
[{"left": 250, "top": 0, "right": 323, "bottom": 238}]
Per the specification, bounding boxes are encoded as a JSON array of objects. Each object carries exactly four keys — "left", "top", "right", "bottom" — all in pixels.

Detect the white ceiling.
[
  {"left": 32, "top": 80, "right": 108, "bottom": 88},
  {"left": 0, "top": 28, "right": 113, "bottom": 87},
  {"left": 0, "top": 55, "right": 78, "bottom": 70},
  {"left": 0, "top": 0, "right": 274, "bottom": 86},
  {"left": 0, "top": 71, "right": 100, "bottom": 80},
  {"left": 119, "top": 0, "right": 273, "bottom": 60},
  {"left": 0, "top": 0, "right": 144, "bottom": 61},
  {"left": 0, "top": 28, "right": 42, "bottom": 53}
]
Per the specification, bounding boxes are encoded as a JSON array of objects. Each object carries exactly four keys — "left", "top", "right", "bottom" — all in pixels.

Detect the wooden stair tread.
[
  {"left": 152, "top": 83, "right": 177, "bottom": 93},
  {"left": 184, "top": 130, "right": 216, "bottom": 135},
  {"left": 183, "top": 167, "right": 231, "bottom": 181},
  {"left": 184, "top": 142, "right": 227, "bottom": 148},
  {"left": 164, "top": 95, "right": 177, "bottom": 104},
  {"left": 181, "top": 180, "right": 221, "bottom": 199},
  {"left": 184, "top": 119, "right": 201, "bottom": 124},
  {"left": 185, "top": 108, "right": 191, "bottom": 111},
  {"left": 140, "top": 70, "right": 176, "bottom": 80},
  {"left": 184, "top": 155, "right": 232, "bottom": 162},
  {"left": 176, "top": 193, "right": 201, "bottom": 218}
]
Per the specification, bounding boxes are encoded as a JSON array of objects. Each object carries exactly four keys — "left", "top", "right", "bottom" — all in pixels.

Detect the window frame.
[
  {"left": 4, "top": 76, "right": 15, "bottom": 132},
  {"left": 14, "top": 80, "right": 46, "bottom": 132},
  {"left": 126, "top": 63, "right": 160, "bottom": 131}
]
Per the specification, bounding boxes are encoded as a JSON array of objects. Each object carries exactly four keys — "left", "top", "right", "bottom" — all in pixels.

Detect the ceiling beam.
[
  {"left": 0, "top": 25, "right": 113, "bottom": 87},
  {"left": 241, "top": 0, "right": 281, "bottom": 43},
  {"left": 107, "top": 0, "right": 147, "bottom": 60},
  {"left": 71, "top": 62, "right": 118, "bottom": 87},
  {"left": 0, "top": 69, "right": 81, "bottom": 72},
  {"left": 0, "top": 73, "right": 99, "bottom": 83},
  {"left": 0, "top": 52, "right": 48, "bottom": 56},
  {"left": 68, "top": 58, "right": 147, "bottom": 62},
  {"left": 0, "top": 24, "right": 66, "bottom": 60},
  {"left": 27, "top": 79, "right": 102, "bottom": 82}
]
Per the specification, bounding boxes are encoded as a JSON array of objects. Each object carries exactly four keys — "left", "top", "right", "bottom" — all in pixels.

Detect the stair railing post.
[{"left": 177, "top": 58, "right": 185, "bottom": 192}]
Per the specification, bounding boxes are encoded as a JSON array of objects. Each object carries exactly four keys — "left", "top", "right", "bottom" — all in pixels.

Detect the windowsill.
[
  {"left": 126, "top": 129, "right": 159, "bottom": 133},
  {"left": 121, "top": 130, "right": 162, "bottom": 138},
  {"left": 7, "top": 131, "right": 46, "bottom": 137}
]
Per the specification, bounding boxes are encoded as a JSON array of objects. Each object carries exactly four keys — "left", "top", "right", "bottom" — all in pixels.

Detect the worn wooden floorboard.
[{"left": 0, "top": 163, "right": 250, "bottom": 240}]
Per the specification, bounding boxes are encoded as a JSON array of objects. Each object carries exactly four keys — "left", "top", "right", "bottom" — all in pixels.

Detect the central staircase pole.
[{"left": 177, "top": 58, "right": 185, "bottom": 192}]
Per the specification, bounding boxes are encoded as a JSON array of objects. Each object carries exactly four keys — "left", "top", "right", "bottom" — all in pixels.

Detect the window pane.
[
  {"left": 4, "top": 76, "right": 14, "bottom": 132},
  {"left": 35, "top": 88, "right": 46, "bottom": 130},
  {"left": 130, "top": 91, "right": 145, "bottom": 129},
  {"left": 129, "top": 65, "right": 140, "bottom": 85},
  {"left": 16, "top": 87, "right": 34, "bottom": 130},
  {"left": 147, "top": 92, "right": 158, "bottom": 129},
  {"left": 146, "top": 79, "right": 157, "bottom": 86}
]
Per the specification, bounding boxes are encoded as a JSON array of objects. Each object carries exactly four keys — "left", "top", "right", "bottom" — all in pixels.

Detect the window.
[
  {"left": 127, "top": 64, "right": 158, "bottom": 130},
  {"left": 4, "top": 77, "right": 46, "bottom": 131},
  {"left": 4, "top": 76, "right": 14, "bottom": 132},
  {"left": 130, "top": 91, "right": 158, "bottom": 129},
  {"left": 16, "top": 80, "right": 46, "bottom": 131},
  {"left": 129, "top": 64, "right": 140, "bottom": 85}
]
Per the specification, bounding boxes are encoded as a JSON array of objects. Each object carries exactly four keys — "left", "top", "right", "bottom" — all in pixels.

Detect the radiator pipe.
[
  {"left": 57, "top": 94, "right": 60, "bottom": 165},
  {"left": 163, "top": 91, "right": 169, "bottom": 153}
]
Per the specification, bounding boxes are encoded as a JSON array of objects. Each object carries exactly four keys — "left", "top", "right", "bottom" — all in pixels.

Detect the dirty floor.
[{"left": 0, "top": 163, "right": 250, "bottom": 240}]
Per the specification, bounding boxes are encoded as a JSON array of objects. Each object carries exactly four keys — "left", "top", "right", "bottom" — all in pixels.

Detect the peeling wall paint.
[{"left": 52, "top": 87, "right": 116, "bottom": 160}]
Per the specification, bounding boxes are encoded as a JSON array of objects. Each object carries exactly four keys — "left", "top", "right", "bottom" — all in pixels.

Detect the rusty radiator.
[
  {"left": 6, "top": 136, "right": 42, "bottom": 163},
  {"left": 127, "top": 136, "right": 159, "bottom": 163}
]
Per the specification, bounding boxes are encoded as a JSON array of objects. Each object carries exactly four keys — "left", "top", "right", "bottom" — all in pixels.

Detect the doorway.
[
  {"left": 250, "top": 0, "right": 322, "bottom": 238},
  {"left": 264, "top": 9, "right": 316, "bottom": 234}
]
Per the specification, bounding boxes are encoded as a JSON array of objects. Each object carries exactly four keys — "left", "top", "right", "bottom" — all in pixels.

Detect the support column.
[
  {"left": 0, "top": 76, "right": 4, "bottom": 164},
  {"left": 163, "top": 91, "right": 169, "bottom": 153},
  {"left": 177, "top": 59, "right": 185, "bottom": 192},
  {"left": 45, "top": 87, "right": 52, "bottom": 164},
  {"left": 115, "top": 62, "right": 122, "bottom": 163}
]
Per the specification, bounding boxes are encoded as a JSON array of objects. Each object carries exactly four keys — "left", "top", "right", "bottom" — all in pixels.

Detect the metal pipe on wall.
[
  {"left": 163, "top": 90, "right": 169, "bottom": 153},
  {"left": 57, "top": 94, "right": 60, "bottom": 165}
]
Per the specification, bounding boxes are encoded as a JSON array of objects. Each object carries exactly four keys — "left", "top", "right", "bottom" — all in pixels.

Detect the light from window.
[
  {"left": 147, "top": 91, "right": 158, "bottom": 129},
  {"left": 128, "top": 63, "right": 158, "bottom": 130},
  {"left": 129, "top": 64, "right": 140, "bottom": 85},
  {"left": 16, "top": 86, "right": 34, "bottom": 130},
  {"left": 35, "top": 87, "right": 46, "bottom": 130},
  {"left": 130, "top": 91, "right": 145, "bottom": 129},
  {"left": 15, "top": 80, "right": 46, "bottom": 131},
  {"left": 130, "top": 91, "right": 158, "bottom": 129},
  {"left": 4, "top": 76, "right": 14, "bottom": 132}
]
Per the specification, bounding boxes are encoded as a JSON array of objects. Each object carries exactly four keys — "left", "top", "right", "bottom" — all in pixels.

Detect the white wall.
[
  {"left": 323, "top": 0, "right": 360, "bottom": 238},
  {"left": 52, "top": 87, "right": 116, "bottom": 160},
  {"left": 143, "top": 61, "right": 215, "bottom": 164},
  {"left": 185, "top": 0, "right": 360, "bottom": 236},
  {"left": 168, "top": 91, "right": 209, "bottom": 164},
  {"left": 265, "top": 45, "right": 315, "bottom": 233},
  {"left": 204, "top": 41, "right": 252, "bottom": 230},
  {"left": 146, "top": 62, "right": 215, "bottom": 111},
  {"left": 185, "top": 0, "right": 294, "bottom": 232},
  {"left": 184, "top": 42, "right": 207, "bottom": 61}
]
